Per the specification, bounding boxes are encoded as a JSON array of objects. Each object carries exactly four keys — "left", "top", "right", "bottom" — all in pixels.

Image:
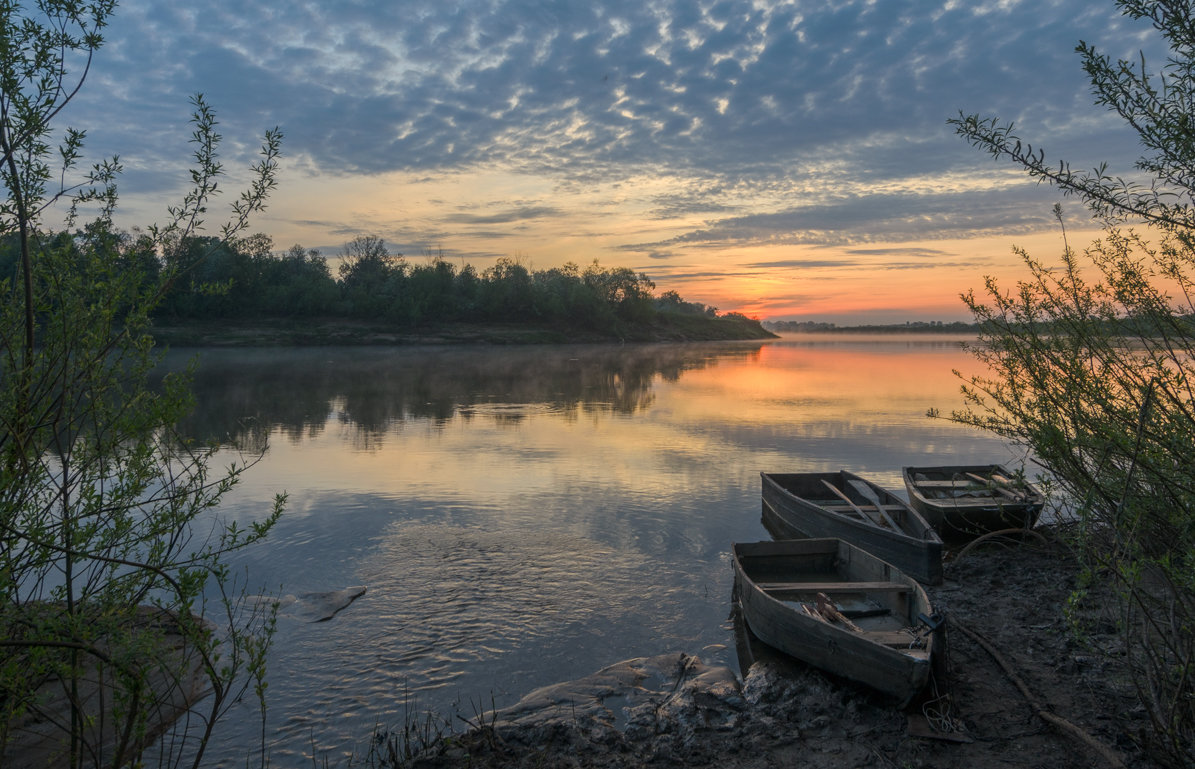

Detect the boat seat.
[
  {"left": 821, "top": 503, "right": 907, "bottom": 513},
  {"left": 758, "top": 581, "right": 911, "bottom": 594},
  {"left": 818, "top": 504, "right": 867, "bottom": 518},
  {"left": 914, "top": 480, "right": 987, "bottom": 489}
]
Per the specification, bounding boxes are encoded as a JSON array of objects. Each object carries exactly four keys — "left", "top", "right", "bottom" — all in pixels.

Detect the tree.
[
  {"left": 0, "top": 3, "right": 284, "bottom": 767},
  {"left": 949, "top": 2, "right": 1195, "bottom": 764},
  {"left": 263, "top": 243, "right": 337, "bottom": 316},
  {"left": 337, "top": 234, "right": 404, "bottom": 318},
  {"left": 582, "top": 262, "right": 656, "bottom": 323},
  {"left": 407, "top": 251, "right": 458, "bottom": 323},
  {"left": 531, "top": 262, "right": 588, "bottom": 324},
  {"left": 480, "top": 256, "right": 533, "bottom": 320}
]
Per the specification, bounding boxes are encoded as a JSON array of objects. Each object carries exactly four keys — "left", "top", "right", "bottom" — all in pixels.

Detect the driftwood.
[
  {"left": 800, "top": 592, "right": 865, "bottom": 632},
  {"left": 813, "top": 592, "right": 863, "bottom": 632},
  {"left": 950, "top": 528, "right": 1049, "bottom": 566}
]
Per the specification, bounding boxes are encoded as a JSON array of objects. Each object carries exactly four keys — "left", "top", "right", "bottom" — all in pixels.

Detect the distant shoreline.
[
  {"left": 764, "top": 321, "right": 980, "bottom": 334},
  {"left": 148, "top": 315, "right": 779, "bottom": 347}
]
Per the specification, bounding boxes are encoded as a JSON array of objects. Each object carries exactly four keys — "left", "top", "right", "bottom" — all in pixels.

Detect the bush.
[
  {"left": 0, "top": 4, "right": 284, "bottom": 766},
  {"left": 949, "top": 3, "right": 1195, "bottom": 763}
]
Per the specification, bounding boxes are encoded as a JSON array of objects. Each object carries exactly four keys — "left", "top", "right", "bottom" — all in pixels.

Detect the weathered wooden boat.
[
  {"left": 901, "top": 463, "right": 1045, "bottom": 537},
  {"left": 760, "top": 471, "right": 943, "bottom": 585},
  {"left": 732, "top": 538, "right": 940, "bottom": 706}
]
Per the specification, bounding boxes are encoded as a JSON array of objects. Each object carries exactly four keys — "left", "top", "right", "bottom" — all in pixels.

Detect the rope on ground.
[
  {"left": 949, "top": 613, "right": 1125, "bottom": 769},
  {"left": 950, "top": 528, "right": 1048, "bottom": 566}
]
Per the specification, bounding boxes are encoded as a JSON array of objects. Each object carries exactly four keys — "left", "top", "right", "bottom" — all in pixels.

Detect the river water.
[{"left": 173, "top": 333, "right": 1026, "bottom": 766}]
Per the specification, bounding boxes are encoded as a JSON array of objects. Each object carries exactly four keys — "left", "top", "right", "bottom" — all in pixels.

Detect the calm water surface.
[{"left": 176, "top": 334, "right": 1025, "bottom": 766}]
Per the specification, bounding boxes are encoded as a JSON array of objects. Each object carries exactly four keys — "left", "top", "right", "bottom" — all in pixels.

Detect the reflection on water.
[
  {"left": 165, "top": 343, "right": 768, "bottom": 450},
  {"left": 178, "top": 335, "right": 1025, "bottom": 766}
]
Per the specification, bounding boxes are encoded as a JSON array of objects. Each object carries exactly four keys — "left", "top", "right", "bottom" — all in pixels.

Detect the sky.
[{"left": 54, "top": 0, "right": 1172, "bottom": 324}]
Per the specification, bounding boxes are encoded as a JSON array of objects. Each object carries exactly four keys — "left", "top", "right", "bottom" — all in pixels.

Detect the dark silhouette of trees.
[
  {"left": 140, "top": 235, "right": 759, "bottom": 338},
  {"left": 336, "top": 234, "right": 403, "bottom": 319}
]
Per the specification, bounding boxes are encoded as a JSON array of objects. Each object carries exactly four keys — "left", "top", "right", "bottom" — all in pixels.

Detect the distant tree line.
[
  {"left": 766, "top": 316, "right": 1195, "bottom": 339},
  {"left": 0, "top": 232, "right": 741, "bottom": 334},
  {"left": 765, "top": 319, "right": 982, "bottom": 333}
]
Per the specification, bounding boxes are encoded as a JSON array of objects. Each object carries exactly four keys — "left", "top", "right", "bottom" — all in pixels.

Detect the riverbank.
[
  {"left": 148, "top": 315, "right": 778, "bottom": 347},
  {"left": 395, "top": 529, "right": 1154, "bottom": 769}
]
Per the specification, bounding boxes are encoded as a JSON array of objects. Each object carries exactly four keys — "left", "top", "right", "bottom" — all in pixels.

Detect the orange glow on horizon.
[
  {"left": 253, "top": 167, "right": 1108, "bottom": 326},
  {"left": 676, "top": 227, "right": 1109, "bottom": 323}
]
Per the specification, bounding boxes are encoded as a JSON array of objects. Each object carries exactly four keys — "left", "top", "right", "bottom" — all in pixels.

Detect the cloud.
[
  {"left": 742, "top": 259, "right": 866, "bottom": 269},
  {"left": 620, "top": 186, "right": 1062, "bottom": 251},
  {"left": 444, "top": 229, "right": 522, "bottom": 240},
  {"left": 739, "top": 256, "right": 982, "bottom": 273},
  {"left": 90, "top": 2, "right": 1149, "bottom": 172},
  {"left": 55, "top": 0, "right": 1173, "bottom": 253},
  {"left": 441, "top": 206, "right": 563, "bottom": 225},
  {"left": 844, "top": 248, "right": 952, "bottom": 258},
  {"left": 750, "top": 294, "right": 835, "bottom": 311}
]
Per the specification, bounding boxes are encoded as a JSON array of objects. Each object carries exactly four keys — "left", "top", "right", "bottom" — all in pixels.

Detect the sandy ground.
[{"left": 404, "top": 528, "right": 1159, "bottom": 769}]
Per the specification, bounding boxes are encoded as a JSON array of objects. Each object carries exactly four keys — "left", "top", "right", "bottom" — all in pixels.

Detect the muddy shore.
[{"left": 402, "top": 529, "right": 1156, "bottom": 769}]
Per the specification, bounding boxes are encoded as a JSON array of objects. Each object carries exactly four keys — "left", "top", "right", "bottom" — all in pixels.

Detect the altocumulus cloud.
[
  {"left": 441, "top": 206, "right": 564, "bottom": 225},
  {"left": 625, "top": 186, "right": 1064, "bottom": 250},
  {"left": 741, "top": 253, "right": 979, "bottom": 272},
  {"left": 71, "top": 0, "right": 1169, "bottom": 245}
]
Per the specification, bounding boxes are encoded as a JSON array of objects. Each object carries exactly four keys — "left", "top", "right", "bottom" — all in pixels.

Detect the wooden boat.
[
  {"left": 760, "top": 471, "right": 943, "bottom": 585},
  {"left": 732, "top": 538, "right": 939, "bottom": 706},
  {"left": 901, "top": 464, "right": 1044, "bottom": 537}
]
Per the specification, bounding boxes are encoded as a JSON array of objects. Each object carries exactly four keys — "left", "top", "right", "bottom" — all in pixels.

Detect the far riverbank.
[{"left": 149, "top": 315, "right": 778, "bottom": 347}]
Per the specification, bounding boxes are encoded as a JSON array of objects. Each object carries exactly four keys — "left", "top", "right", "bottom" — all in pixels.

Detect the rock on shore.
[{"left": 488, "top": 653, "right": 744, "bottom": 748}]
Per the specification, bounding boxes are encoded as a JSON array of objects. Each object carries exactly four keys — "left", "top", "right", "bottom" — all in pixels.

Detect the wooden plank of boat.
[
  {"left": 758, "top": 580, "right": 912, "bottom": 593},
  {"left": 821, "top": 503, "right": 909, "bottom": 515},
  {"left": 732, "top": 538, "right": 937, "bottom": 706},
  {"left": 760, "top": 471, "right": 943, "bottom": 585},
  {"left": 914, "top": 496, "right": 1026, "bottom": 508},
  {"left": 912, "top": 479, "right": 988, "bottom": 490},
  {"left": 861, "top": 629, "right": 927, "bottom": 648},
  {"left": 819, "top": 478, "right": 888, "bottom": 527},
  {"left": 964, "top": 472, "right": 1032, "bottom": 502},
  {"left": 848, "top": 478, "right": 903, "bottom": 530}
]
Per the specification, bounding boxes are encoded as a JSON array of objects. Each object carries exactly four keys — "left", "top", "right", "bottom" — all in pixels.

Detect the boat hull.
[
  {"left": 761, "top": 471, "right": 943, "bottom": 585},
  {"left": 901, "top": 464, "right": 1044, "bottom": 538},
  {"left": 732, "top": 538, "right": 936, "bottom": 706}
]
